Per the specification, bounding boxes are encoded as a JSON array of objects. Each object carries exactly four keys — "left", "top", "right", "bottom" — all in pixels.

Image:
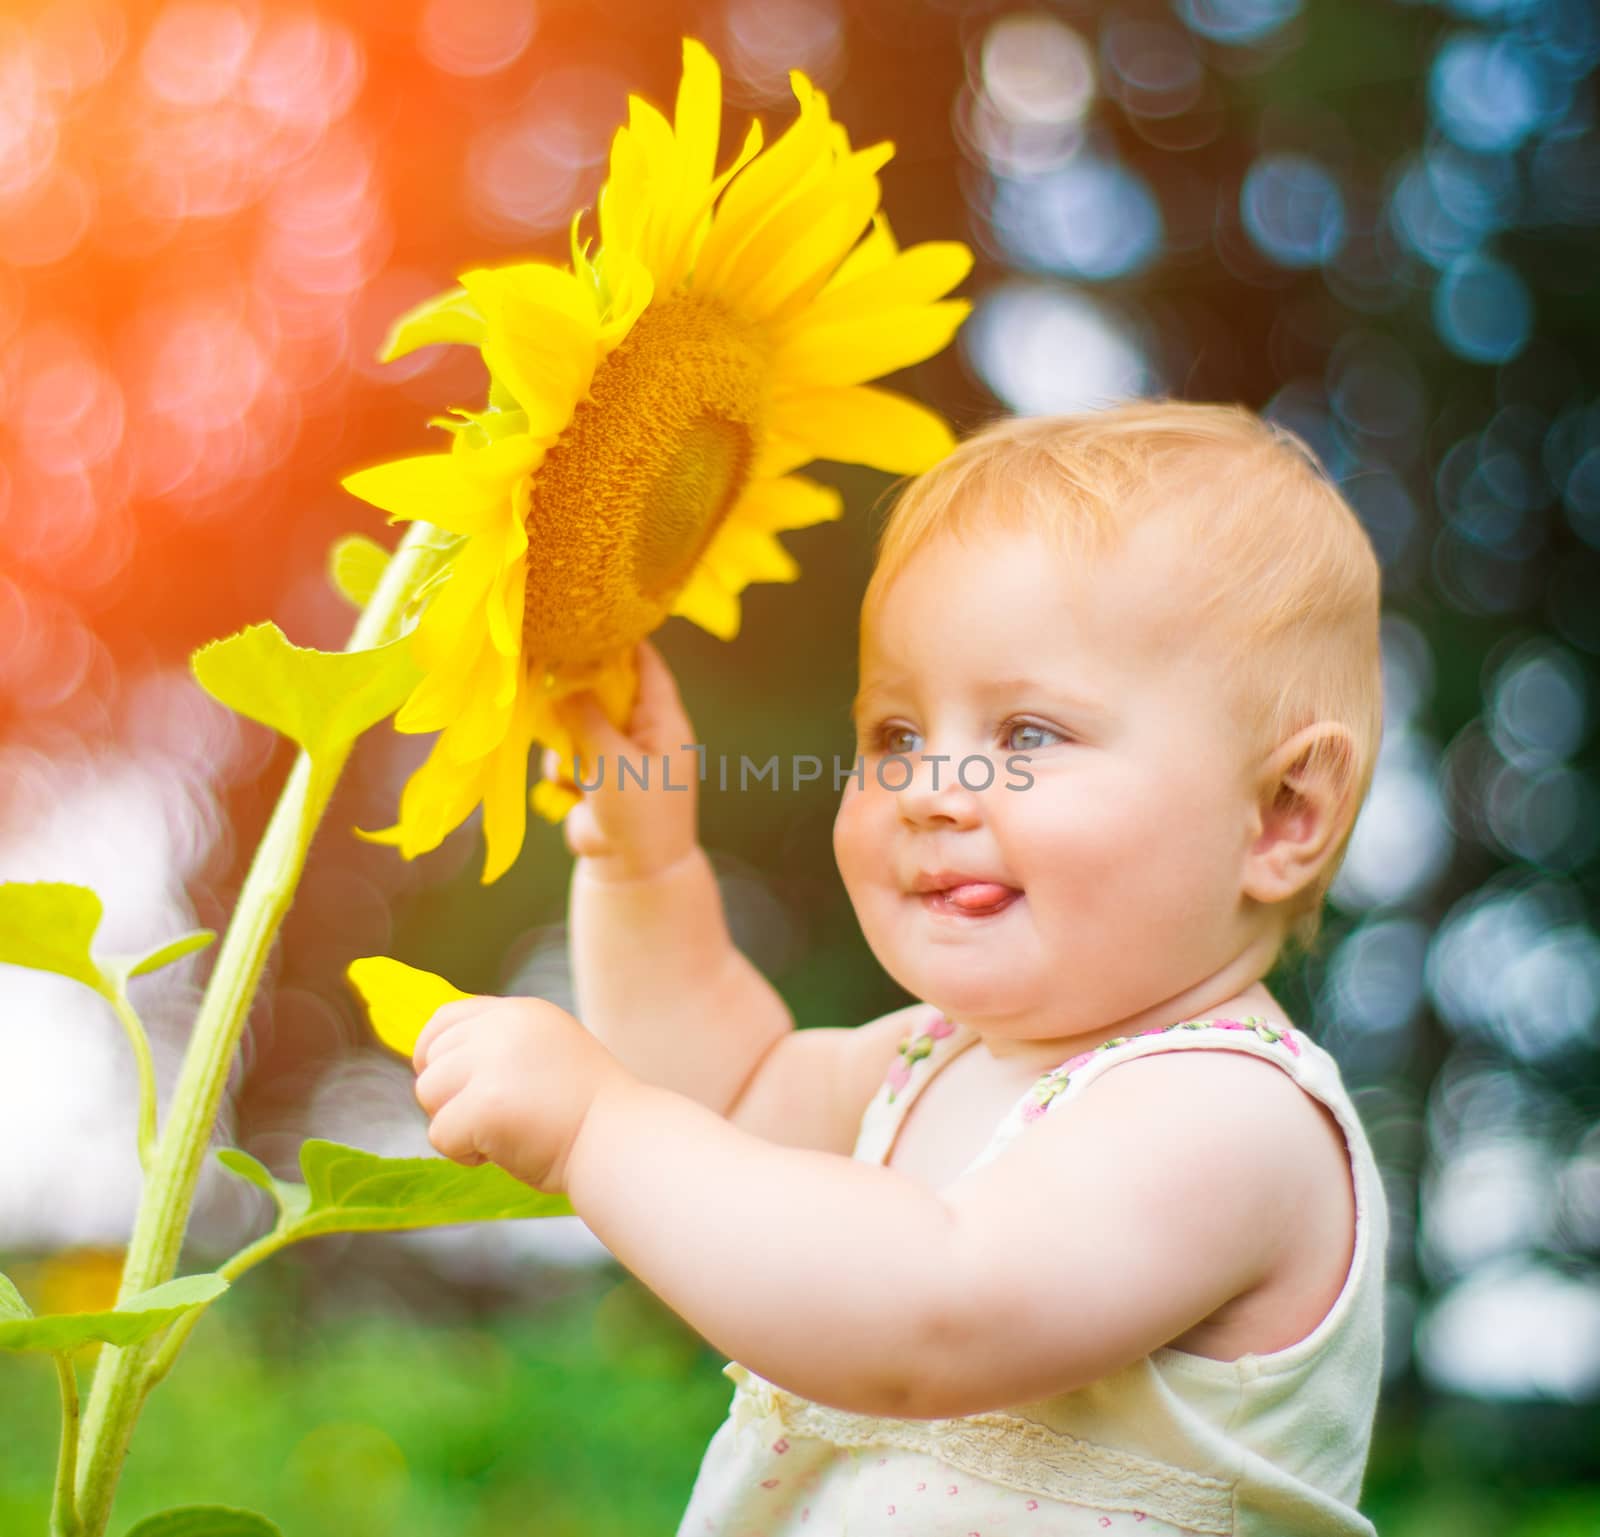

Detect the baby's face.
[{"left": 834, "top": 519, "right": 1266, "bottom": 1044}]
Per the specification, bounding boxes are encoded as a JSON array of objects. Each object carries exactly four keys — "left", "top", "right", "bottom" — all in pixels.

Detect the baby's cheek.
[
  {"left": 832, "top": 784, "right": 880, "bottom": 888},
  {"left": 1000, "top": 797, "right": 1130, "bottom": 922},
  {"left": 834, "top": 800, "right": 906, "bottom": 951}
]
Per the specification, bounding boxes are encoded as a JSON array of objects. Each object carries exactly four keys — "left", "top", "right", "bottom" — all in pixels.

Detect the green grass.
[
  {"left": 0, "top": 1265, "right": 732, "bottom": 1537},
  {"left": 4, "top": 1257, "right": 1597, "bottom": 1537}
]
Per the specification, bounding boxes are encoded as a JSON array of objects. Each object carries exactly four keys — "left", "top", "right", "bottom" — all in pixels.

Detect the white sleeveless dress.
[{"left": 675, "top": 1010, "right": 1389, "bottom": 1537}]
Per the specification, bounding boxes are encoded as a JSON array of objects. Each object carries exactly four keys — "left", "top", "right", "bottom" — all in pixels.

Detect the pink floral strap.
[
  {"left": 883, "top": 1013, "right": 958, "bottom": 1104},
  {"left": 1019, "top": 1014, "right": 1300, "bottom": 1124}
]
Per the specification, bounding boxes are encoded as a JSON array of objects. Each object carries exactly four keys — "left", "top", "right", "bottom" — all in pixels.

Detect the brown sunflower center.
[{"left": 522, "top": 294, "right": 767, "bottom": 671}]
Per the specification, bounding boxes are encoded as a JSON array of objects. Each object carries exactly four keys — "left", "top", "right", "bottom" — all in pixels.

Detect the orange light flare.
[
  {"left": 0, "top": 0, "right": 391, "bottom": 751},
  {"left": 0, "top": 2, "right": 919, "bottom": 950}
]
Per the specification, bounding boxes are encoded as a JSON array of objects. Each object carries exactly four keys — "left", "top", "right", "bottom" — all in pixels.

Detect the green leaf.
[
  {"left": 218, "top": 1141, "right": 572, "bottom": 1252},
  {"left": 0, "top": 1270, "right": 29, "bottom": 1322},
  {"left": 190, "top": 624, "right": 421, "bottom": 763},
  {"left": 0, "top": 1274, "right": 227, "bottom": 1354},
  {"left": 329, "top": 534, "right": 391, "bottom": 608},
  {"left": 105, "top": 929, "right": 217, "bottom": 986},
  {"left": 126, "top": 929, "right": 216, "bottom": 979},
  {"left": 0, "top": 885, "right": 221, "bottom": 1005},
  {"left": 215, "top": 1149, "right": 311, "bottom": 1226},
  {"left": 0, "top": 881, "right": 112, "bottom": 999},
  {"left": 124, "top": 1506, "right": 283, "bottom": 1537},
  {"left": 285, "top": 1139, "right": 572, "bottom": 1238}
]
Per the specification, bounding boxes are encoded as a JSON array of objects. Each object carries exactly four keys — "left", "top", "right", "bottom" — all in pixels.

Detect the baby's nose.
[{"left": 892, "top": 751, "right": 985, "bottom": 826}]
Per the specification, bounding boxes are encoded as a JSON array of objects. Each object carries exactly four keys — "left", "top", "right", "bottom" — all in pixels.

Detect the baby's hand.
[
  {"left": 412, "top": 996, "right": 630, "bottom": 1194},
  {"left": 543, "top": 640, "right": 702, "bottom": 882}
]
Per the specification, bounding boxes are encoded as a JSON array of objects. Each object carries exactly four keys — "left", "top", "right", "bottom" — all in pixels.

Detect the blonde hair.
[{"left": 862, "top": 400, "right": 1384, "bottom": 969}]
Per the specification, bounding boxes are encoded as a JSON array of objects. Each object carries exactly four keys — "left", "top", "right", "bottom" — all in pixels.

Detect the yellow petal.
[
  {"left": 347, "top": 956, "right": 474, "bottom": 1057},
  {"left": 708, "top": 118, "right": 764, "bottom": 202},
  {"left": 598, "top": 124, "right": 649, "bottom": 265},
  {"left": 459, "top": 263, "right": 603, "bottom": 438},
  {"left": 731, "top": 475, "right": 844, "bottom": 533},
  {"left": 378, "top": 285, "right": 485, "bottom": 363},
  {"left": 669, "top": 564, "right": 741, "bottom": 640},
  {"left": 595, "top": 249, "right": 655, "bottom": 351},
  {"left": 692, "top": 74, "right": 832, "bottom": 293},
  {"left": 479, "top": 692, "right": 540, "bottom": 882},
  {"left": 531, "top": 777, "right": 581, "bottom": 824},
  {"left": 341, "top": 431, "right": 540, "bottom": 536},
  {"left": 675, "top": 38, "right": 721, "bottom": 194},
  {"left": 531, "top": 648, "right": 637, "bottom": 755},
  {"left": 662, "top": 116, "right": 763, "bottom": 292},
  {"left": 570, "top": 206, "right": 595, "bottom": 288},
  {"left": 620, "top": 94, "right": 682, "bottom": 285},
  {"left": 352, "top": 820, "right": 403, "bottom": 849},
  {"left": 341, "top": 455, "right": 499, "bottom": 536},
  {"left": 767, "top": 385, "right": 957, "bottom": 475},
  {"left": 486, "top": 558, "right": 526, "bottom": 662},
  {"left": 797, "top": 240, "right": 974, "bottom": 333},
  {"left": 751, "top": 425, "right": 816, "bottom": 480},
  {"left": 591, "top": 651, "right": 639, "bottom": 722},
  {"left": 772, "top": 299, "right": 971, "bottom": 389},
  {"left": 718, "top": 142, "right": 895, "bottom": 322},
  {"left": 453, "top": 429, "right": 547, "bottom": 490},
  {"left": 435, "top": 651, "right": 519, "bottom": 763},
  {"left": 393, "top": 656, "right": 476, "bottom": 735},
  {"left": 408, "top": 535, "right": 503, "bottom": 679},
  {"left": 702, "top": 520, "right": 800, "bottom": 591},
  {"left": 520, "top": 655, "right": 628, "bottom": 809},
  {"left": 638, "top": 39, "right": 730, "bottom": 292},
  {"left": 394, "top": 741, "right": 486, "bottom": 857},
  {"left": 822, "top": 212, "right": 898, "bottom": 293}
]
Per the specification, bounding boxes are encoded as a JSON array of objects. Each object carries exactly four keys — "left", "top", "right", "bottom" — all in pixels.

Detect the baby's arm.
[
  {"left": 562, "top": 1047, "right": 1315, "bottom": 1418},
  {"left": 554, "top": 643, "right": 793, "bottom": 1118}
]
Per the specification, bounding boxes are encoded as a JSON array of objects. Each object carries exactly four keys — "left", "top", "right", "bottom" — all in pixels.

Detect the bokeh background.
[{"left": 2, "top": 0, "right": 1598, "bottom": 1532}]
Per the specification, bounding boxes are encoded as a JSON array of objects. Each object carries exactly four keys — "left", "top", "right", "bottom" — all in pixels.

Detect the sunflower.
[{"left": 341, "top": 38, "right": 972, "bottom": 883}]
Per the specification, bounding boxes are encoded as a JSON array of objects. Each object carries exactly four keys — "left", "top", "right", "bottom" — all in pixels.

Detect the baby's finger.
[
  {"left": 414, "top": 1049, "right": 472, "bottom": 1117},
  {"left": 630, "top": 640, "right": 695, "bottom": 748},
  {"left": 412, "top": 996, "right": 491, "bottom": 1073},
  {"left": 424, "top": 1094, "right": 487, "bottom": 1166},
  {"left": 413, "top": 1019, "right": 476, "bottom": 1068},
  {"left": 556, "top": 691, "right": 631, "bottom": 765},
  {"left": 561, "top": 800, "right": 608, "bottom": 859},
  {"left": 540, "top": 745, "right": 568, "bottom": 787}
]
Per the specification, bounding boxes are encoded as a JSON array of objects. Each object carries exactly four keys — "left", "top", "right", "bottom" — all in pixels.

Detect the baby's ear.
[{"left": 1241, "top": 722, "right": 1358, "bottom": 907}]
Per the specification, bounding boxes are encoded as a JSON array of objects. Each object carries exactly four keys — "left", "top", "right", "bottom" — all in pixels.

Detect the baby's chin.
[{"left": 878, "top": 952, "right": 1046, "bottom": 1027}]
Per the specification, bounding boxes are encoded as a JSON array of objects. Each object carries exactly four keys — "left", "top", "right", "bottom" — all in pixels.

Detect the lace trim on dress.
[{"left": 724, "top": 1364, "right": 1236, "bottom": 1535}]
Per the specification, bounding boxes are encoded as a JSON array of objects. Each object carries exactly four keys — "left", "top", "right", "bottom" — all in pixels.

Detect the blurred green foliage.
[
  {"left": 0, "top": 1261, "right": 729, "bottom": 1537},
  {"left": 3, "top": 1256, "right": 1597, "bottom": 1537}
]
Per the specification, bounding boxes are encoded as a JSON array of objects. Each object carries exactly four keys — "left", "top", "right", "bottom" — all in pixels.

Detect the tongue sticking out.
[{"left": 944, "top": 882, "right": 1016, "bottom": 914}]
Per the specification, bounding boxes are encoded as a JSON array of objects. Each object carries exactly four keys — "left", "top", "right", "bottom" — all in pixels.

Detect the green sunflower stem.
[
  {"left": 50, "top": 1352, "right": 81, "bottom": 1537},
  {"left": 107, "top": 988, "right": 159, "bottom": 1175},
  {"left": 69, "top": 521, "right": 440, "bottom": 1537},
  {"left": 142, "top": 1226, "right": 294, "bottom": 1392}
]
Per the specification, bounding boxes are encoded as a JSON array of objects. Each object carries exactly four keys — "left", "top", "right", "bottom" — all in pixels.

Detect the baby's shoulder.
[
  {"left": 1078, "top": 1038, "right": 1353, "bottom": 1219},
  {"left": 1075, "top": 1039, "right": 1362, "bottom": 1358},
  {"left": 1079, "top": 1028, "right": 1321, "bottom": 1123}
]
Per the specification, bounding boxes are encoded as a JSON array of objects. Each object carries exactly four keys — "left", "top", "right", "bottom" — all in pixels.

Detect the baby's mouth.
[{"left": 920, "top": 881, "right": 1021, "bottom": 918}]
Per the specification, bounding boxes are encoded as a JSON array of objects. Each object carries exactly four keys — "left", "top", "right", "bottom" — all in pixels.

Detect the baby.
[{"left": 409, "top": 400, "right": 1390, "bottom": 1536}]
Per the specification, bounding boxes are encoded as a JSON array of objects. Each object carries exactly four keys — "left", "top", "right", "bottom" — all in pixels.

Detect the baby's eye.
[
  {"left": 1005, "top": 720, "right": 1064, "bottom": 752},
  {"left": 870, "top": 722, "right": 921, "bottom": 755}
]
